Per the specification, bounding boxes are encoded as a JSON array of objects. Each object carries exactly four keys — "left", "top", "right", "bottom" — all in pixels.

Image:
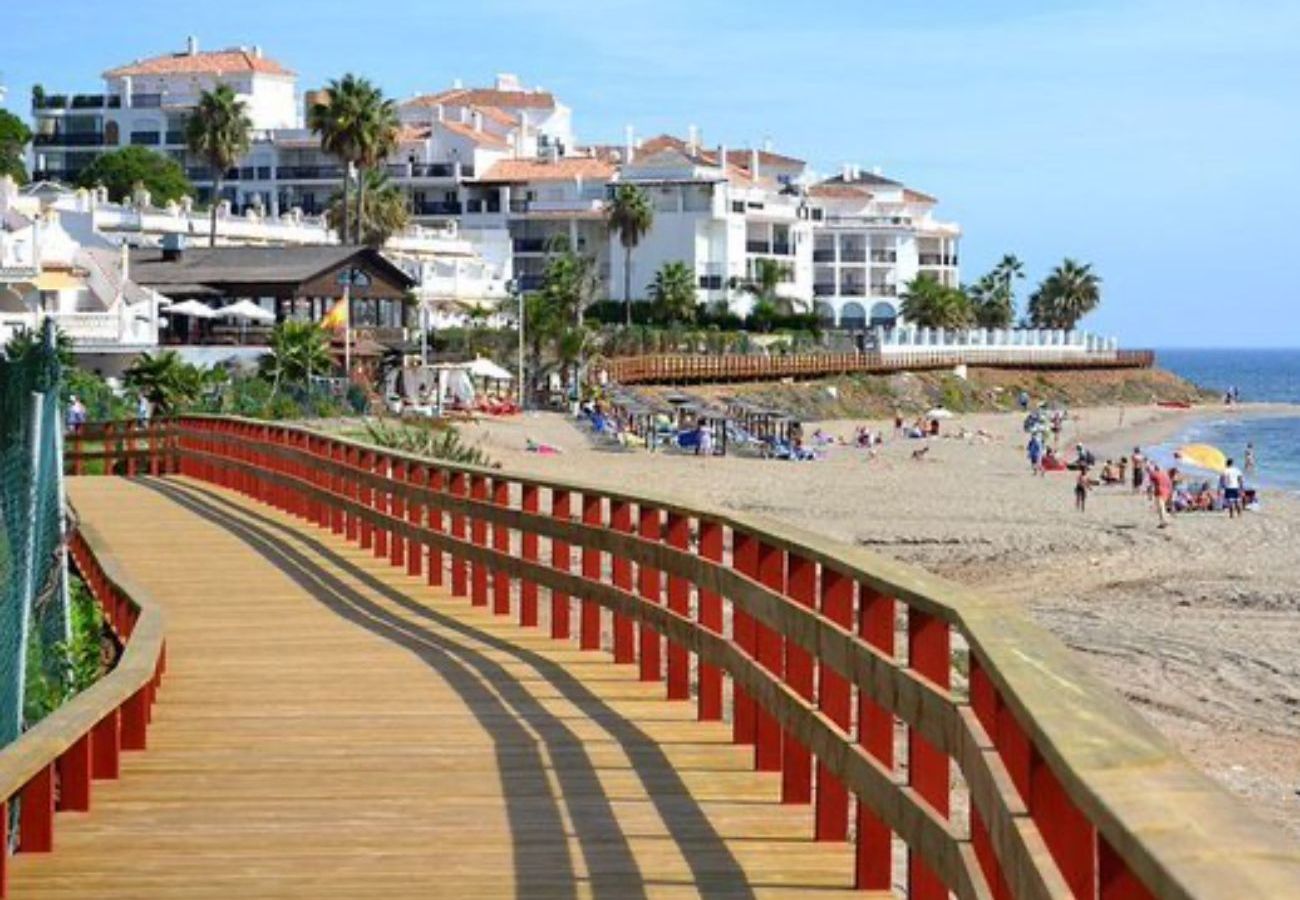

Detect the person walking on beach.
[
  {"left": 1027, "top": 433, "right": 1045, "bottom": 476},
  {"left": 1075, "top": 468, "right": 1091, "bottom": 512},
  {"left": 1244, "top": 443, "right": 1256, "bottom": 475},
  {"left": 1220, "top": 458, "right": 1244, "bottom": 519},
  {"left": 66, "top": 395, "right": 86, "bottom": 434},
  {"left": 1150, "top": 463, "right": 1172, "bottom": 528},
  {"left": 1130, "top": 447, "right": 1145, "bottom": 493}
]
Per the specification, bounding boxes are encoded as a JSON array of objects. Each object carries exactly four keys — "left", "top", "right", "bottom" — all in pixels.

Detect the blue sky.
[{"left": 3, "top": 0, "right": 1298, "bottom": 346}]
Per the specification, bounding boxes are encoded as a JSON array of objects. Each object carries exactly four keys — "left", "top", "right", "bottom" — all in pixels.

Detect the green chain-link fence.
[{"left": 0, "top": 321, "right": 71, "bottom": 750}]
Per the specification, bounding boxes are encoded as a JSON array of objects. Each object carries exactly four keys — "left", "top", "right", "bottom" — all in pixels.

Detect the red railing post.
[
  {"left": 426, "top": 467, "right": 443, "bottom": 587},
  {"left": 57, "top": 734, "right": 92, "bottom": 812},
  {"left": 665, "top": 511, "right": 690, "bottom": 700},
  {"left": 373, "top": 454, "right": 389, "bottom": 560},
  {"left": 1032, "top": 749, "right": 1098, "bottom": 897},
  {"left": 580, "top": 493, "right": 603, "bottom": 649},
  {"left": 907, "top": 607, "right": 950, "bottom": 900},
  {"left": 753, "top": 540, "right": 785, "bottom": 771},
  {"left": 390, "top": 460, "right": 407, "bottom": 569},
  {"left": 331, "top": 442, "right": 345, "bottom": 535},
  {"left": 731, "top": 531, "right": 758, "bottom": 745},
  {"left": 91, "top": 709, "right": 120, "bottom": 780},
  {"left": 407, "top": 464, "right": 425, "bottom": 578},
  {"left": 856, "top": 588, "right": 894, "bottom": 891},
  {"left": 815, "top": 567, "right": 853, "bottom": 840},
  {"left": 449, "top": 472, "right": 468, "bottom": 598},
  {"left": 782, "top": 552, "right": 815, "bottom": 803},
  {"left": 492, "top": 478, "right": 512, "bottom": 616},
  {"left": 610, "top": 500, "right": 635, "bottom": 663},
  {"left": 637, "top": 504, "right": 662, "bottom": 682},
  {"left": 121, "top": 688, "right": 149, "bottom": 750},
  {"left": 470, "top": 474, "right": 489, "bottom": 606},
  {"left": 18, "top": 765, "right": 54, "bottom": 853},
  {"left": 970, "top": 657, "right": 1014, "bottom": 899},
  {"left": 519, "top": 484, "right": 539, "bottom": 626},
  {"left": 696, "top": 520, "right": 723, "bottom": 720},
  {"left": 359, "top": 450, "right": 374, "bottom": 550},
  {"left": 550, "top": 489, "right": 571, "bottom": 639},
  {"left": 344, "top": 445, "right": 360, "bottom": 542}
]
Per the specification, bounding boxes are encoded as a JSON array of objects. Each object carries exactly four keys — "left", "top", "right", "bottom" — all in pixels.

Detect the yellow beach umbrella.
[{"left": 1177, "top": 443, "right": 1227, "bottom": 473}]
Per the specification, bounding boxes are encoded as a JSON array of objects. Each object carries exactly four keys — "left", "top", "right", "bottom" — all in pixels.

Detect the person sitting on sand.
[{"left": 1100, "top": 460, "right": 1121, "bottom": 484}]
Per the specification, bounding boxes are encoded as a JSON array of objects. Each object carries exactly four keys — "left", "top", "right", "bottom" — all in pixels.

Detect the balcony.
[
  {"left": 131, "top": 93, "right": 163, "bottom": 108},
  {"left": 32, "top": 94, "right": 69, "bottom": 110},
  {"left": 130, "top": 131, "right": 162, "bottom": 146},
  {"left": 277, "top": 165, "right": 346, "bottom": 180},
  {"left": 870, "top": 284, "right": 898, "bottom": 297},
  {"left": 840, "top": 248, "right": 867, "bottom": 263},
  {"left": 388, "top": 162, "right": 456, "bottom": 179},
  {"left": 33, "top": 132, "right": 105, "bottom": 147},
  {"left": 772, "top": 242, "right": 792, "bottom": 256},
  {"left": 70, "top": 94, "right": 107, "bottom": 109},
  {"left": 870, "top": 250, "right": 897, "bottom": 263},
  {"left": 840, "top": 284, "right": 866, "bottom": 297},
  {"left": 465, "top": 198, "right": 501, "bottom": 214},
  {"left": 413, "top": 201, "right": 462, "bottom": 216},
  {"left": 746, "top": 241, "right": 770, "bottom": 254},
  {"left": 813, "top": 283, "right": 836, "bottom": 297},
  {"left": 32, "top": 169, "right": 81, "bottom": 183},
  {"left": 918, "top": 254, "right": 958, "bottom": 266},
  {"left": 512, "top": 238, "right": 547, "bottom": 253},
  {"left": 517, "top": 274, "right": 545, "bottom": 291},
  {"left": 813, "top": 249, "right": 836, "bottom": 263},
  {"left": 165, "top": 130, "right": 186, "bottom": 145}
]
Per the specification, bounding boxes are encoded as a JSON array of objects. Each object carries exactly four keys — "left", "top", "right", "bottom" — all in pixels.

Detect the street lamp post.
[{"left": 508, "top": 279, "right": 524, "bottom": 409}]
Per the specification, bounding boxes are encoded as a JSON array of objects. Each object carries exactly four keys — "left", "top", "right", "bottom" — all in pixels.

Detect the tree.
[
  {"left": 744, "top": 258, "right": 797, "bottom": 315},
  {"left": 966, "top": 273, "right": 1014, "bottom": 329},
  {"left": 648, "top": 261, "right": 697, "bottom": 323},
  {"left": 186, "top": 85, "right": 252, "bottom": 247},
  {"left": 352, "top": 87, "right": 400, "bottom": 242},
  {"left": 259, "top": 321, "right": 333, "bottom": 394},
  {"left": 1027, "top": 259, "right": 1101, "bottom": 330},
  {"left": 899, "top": 274, "right": 975, "bottom": 329},
  {"left": 606, "top": 184, "right": 653, "bottom": 325},
  {"left": 0, "top": 110, "right": 32, "bottom": 184},
  {"left": 123, "top": 350, "right": 202, "bottom": 413},
  {"left": 309, "top": 74, "right": 387, "bottom": 244},
  {"left": 327, "top": 169, "right": 408, "bottom": 246},
  {"left": 75, "top": 146, "right": 192, "bottom": 205}
]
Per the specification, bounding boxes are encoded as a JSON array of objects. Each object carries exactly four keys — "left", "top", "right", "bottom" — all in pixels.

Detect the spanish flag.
[{"left": 321, "top": 296, "right": 349, "bottom": 332}]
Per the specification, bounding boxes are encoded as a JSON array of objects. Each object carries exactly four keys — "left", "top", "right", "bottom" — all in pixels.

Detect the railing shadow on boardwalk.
[{"left": 140, "top": 477, "right": 773, "bottom": 899}]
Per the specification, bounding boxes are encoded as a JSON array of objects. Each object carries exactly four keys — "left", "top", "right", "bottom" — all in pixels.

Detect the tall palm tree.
[
  {"left": 994, "top": 254, "right": 1025, "bottom": 292},
  {"left": 123, "top": 350, "right": 202, "bottom": 413},
  {"left": 1028, "top": 259, "right": 1102, "bottom": 330},
  {"left": 899, "top": 274, "right": 975, "bottom": 329},
  {"left": 606, "top": 184, "right": 653, "bottom": 325},
  {"left": 308, "top": 74, "right": 377, "bottom": 244},
  {"left": 259, "top": 321, "right": 333, "bottom": 395},
  {"left": 352, "top": 88, "right": 400, "bottom": 242},
  {"left": 186, "top": 85, "right": 251, "bottom": 247}
]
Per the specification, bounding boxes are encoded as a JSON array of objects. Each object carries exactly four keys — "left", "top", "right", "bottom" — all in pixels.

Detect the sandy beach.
[{"left": 459, "top": 402, "right": 1300, "bottom": 835}]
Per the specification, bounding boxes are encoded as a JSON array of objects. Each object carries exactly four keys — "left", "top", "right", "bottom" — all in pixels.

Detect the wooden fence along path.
[
  {"left": 600, "top": 350, "right": 1156, "bottom": 385},
  {"left": 2, "top": 417, "right": 1296, "bottom": 898}
]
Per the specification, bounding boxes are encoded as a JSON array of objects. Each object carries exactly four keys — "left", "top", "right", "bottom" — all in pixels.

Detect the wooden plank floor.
[{"left": 8, "top": 477, "right": 865, "bottom": 898}]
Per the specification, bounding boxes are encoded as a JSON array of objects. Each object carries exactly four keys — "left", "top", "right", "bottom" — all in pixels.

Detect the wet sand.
[{"left": 461, "top": 402, "right": 1300, "bottom": 834}]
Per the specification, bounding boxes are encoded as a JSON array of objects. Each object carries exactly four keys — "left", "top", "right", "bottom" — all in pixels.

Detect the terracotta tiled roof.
[
  {"left": 403, "top": 87, "right": 555, "bottom": 110},
  {"left": 725, "top": 148, "right": 805, "bottom": 168},
  {"left": 904, "top": 188, "right": 937, "bottom": 204},
  {"left": 480, "top": 157, "right": 615, "bottom": 183},
  {"left": 438, "top": 120, "right": 510, "bottom": 149},
  {"left": 396, "top": 124, "right": 432, "bottom": 143},
  {"left": 472, "top": 105, "right": 519, "bottom": 127},
  {"left": 809, "top": 184, "right": 872, "bottom": 200},
  {"left": 105, "top": 48, "right": 293, "bottom": 78}
]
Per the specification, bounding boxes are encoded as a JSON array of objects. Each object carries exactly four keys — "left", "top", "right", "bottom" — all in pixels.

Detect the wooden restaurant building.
[{"left": 129, "top": 244, "right": 416, "bottom": 347}]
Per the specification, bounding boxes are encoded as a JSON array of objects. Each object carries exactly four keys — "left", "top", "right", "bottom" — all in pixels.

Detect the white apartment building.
[
  {"left": 29, "top": 38, "right": 961, "bottom": 326},
  {"left": 807, "top": 167, "right": 961, "bottom": 329}
]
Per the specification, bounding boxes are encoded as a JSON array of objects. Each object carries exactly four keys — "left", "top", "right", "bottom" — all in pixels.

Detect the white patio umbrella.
[
  {"left": 162, "top": 299, "right": 217, "bottom": 319},
  {"left": 467, "top": 356, "right": 514, "bottom": 380},
  {"left": 216, "top": 299, "right": 276, "bottom": 324},
  {"left": 925, "top": 407, "right": 955, "bottom": 419}
]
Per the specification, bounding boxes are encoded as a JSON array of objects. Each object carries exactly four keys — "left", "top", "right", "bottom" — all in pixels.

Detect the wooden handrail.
[
  {"left": 162, "top": 415, "right": 1299, "bottom": 899},
  {"left": 600, "top": 350, "right": 1156, "bottom": 385},
  {"left": 0, "top": 523, "right": 165, "bottom": 893}
]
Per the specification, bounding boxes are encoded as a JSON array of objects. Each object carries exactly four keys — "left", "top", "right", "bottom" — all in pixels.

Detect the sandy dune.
[{"left": 459, "top": 402, "right": 1300, "bottom": 834}]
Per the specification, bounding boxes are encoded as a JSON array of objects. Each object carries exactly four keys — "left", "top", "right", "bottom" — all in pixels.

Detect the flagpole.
[{"left": 343, "top": 279, "right": 352, "bottom": 382}]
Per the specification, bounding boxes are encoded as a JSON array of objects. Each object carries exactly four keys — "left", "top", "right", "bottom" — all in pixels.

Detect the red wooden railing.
[
  {"left": 142, "top": 415, "right": 1297, "bottom": 899},
  {"left": 0, "top": 525, "right": 165, "bottom": 897},
  {"left": 600, "top": 349, "right": 1156, "bottom": 385}
]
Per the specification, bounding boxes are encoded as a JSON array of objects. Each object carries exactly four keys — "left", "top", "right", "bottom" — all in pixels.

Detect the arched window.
[
  {"left": 813, "top": 301, "right": 836, "bottom": 327},
  {"left": 839, "top": 301, "right": 867, "bottom": 329},
  {"left": 869, "top": 301, "right": 897, "bottom": 328}
]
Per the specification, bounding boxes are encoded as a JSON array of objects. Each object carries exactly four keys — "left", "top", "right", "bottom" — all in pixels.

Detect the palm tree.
[
  {"left": 743, "top": 258, "right": 796, "bottom": 315},
  {"left": 123, "top": 350, "right": 202, "bottom": 413},
  {"left": 259, "top": 321, "right": 333, "bottom": 394},
  {"left": 186, "top": 85, "right": 252, "bottom": 247},
  {"left": 899, "top": 274, "right": 975, "bottom": 329},
  {"left": 308, "top": 74, "right": 378, "bottom": 244},
  {"left": 328, "top": 169, "right": 408, "bottom": 246},
  {"left": 648, "top": 261, "right": 697, "bottom": 324},
  {"left": 606, "top": 184, "right": 653, "bottom": 325},
  {"left": 967, "top": 272, "right": 1014, "bottom": 329},
  {"left": 352, "top": 88, "right": 400, "bottom": 242},
  {"left": 1027, "top": 259, "right": 1102, "bottom": 330},
  {"left": 994, "top": 254, "right": 1025, "bottom": 292}
]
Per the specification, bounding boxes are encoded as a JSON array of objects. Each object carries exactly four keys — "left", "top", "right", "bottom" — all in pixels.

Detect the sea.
[{"left": 1154, "top": 349, "right": 1300, "bottom": 493}]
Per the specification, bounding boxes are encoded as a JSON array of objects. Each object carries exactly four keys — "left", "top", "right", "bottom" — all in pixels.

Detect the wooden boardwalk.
[{"left": 9, "top": 477, "right": 862, "bottom": 898}]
